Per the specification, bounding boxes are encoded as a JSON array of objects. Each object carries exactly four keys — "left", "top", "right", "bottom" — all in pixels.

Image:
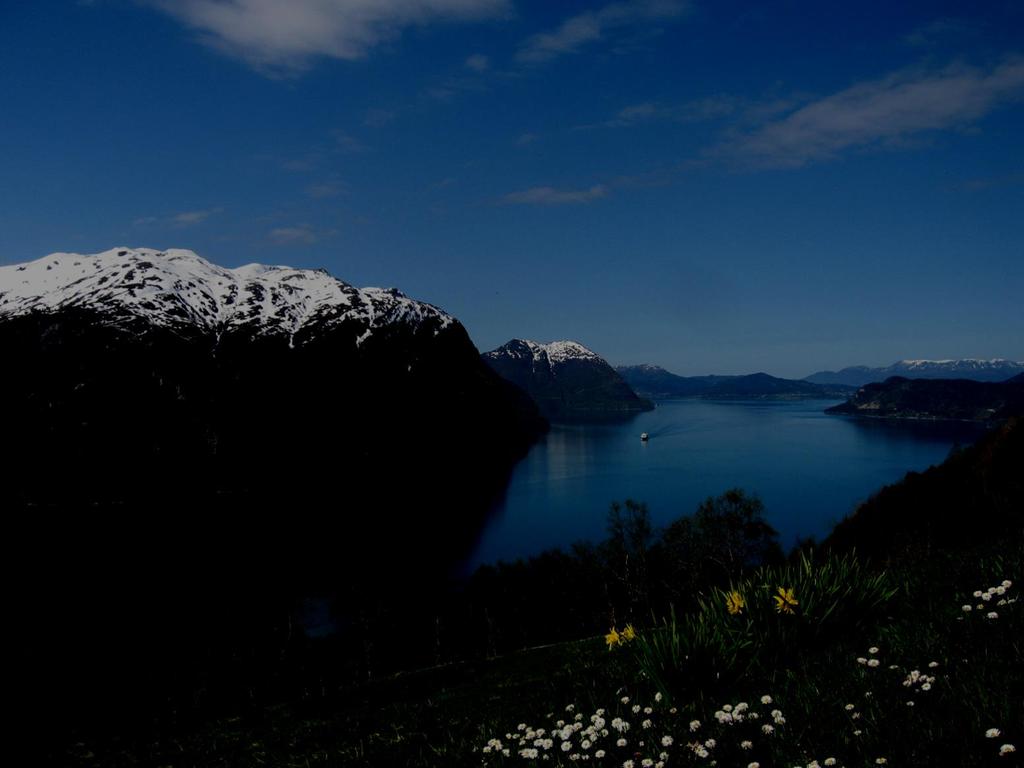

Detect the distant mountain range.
[
  {"left": 617, "top": 364, "right": 855, "bottom": 400},
  {"left": 806, "top": 359, "right": 1024, "bottom": 387},
  {"left": 826, "top": 375, "right": 1024, "bottom": 422},
  {"left": 483, "top": 340, "right": 653, "bottom": 421}
]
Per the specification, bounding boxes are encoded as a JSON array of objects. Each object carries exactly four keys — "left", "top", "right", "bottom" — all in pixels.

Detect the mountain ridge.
[
  {"left": 617, "top": 364, "right": 854, "bottom": 399},
  {"left": 0, "top": 247, "right": 453, "bottom": 347},
  {"left": 806, "top": 359, "right": 1024, "bottom": 387},
  {"left": 825, "top": 374, "right": 1024, "bottom": 422},
  {"left": 483, "top": 339, "right": 652, "bottom": 421}
]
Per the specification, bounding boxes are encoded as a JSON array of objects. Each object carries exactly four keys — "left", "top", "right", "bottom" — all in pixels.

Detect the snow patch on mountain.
[
  {"left": 483, "top": 339, "right": 603, "bottom": 366},
  {"left": 0, "top": 247, "right": 454, "bottom": 344}
]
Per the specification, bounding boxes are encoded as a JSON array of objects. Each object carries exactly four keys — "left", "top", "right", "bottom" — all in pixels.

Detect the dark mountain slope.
[
  {"left": 484, "top": 339, "right": 653, "bottom": 421},
  {"left": 825, "top": 375, "right": 1024, "bottom": 422},
  {"left": 825, "top": 417, "right": 1023, "bottom": 559}
]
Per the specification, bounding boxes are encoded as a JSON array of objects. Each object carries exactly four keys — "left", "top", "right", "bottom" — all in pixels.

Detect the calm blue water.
[{"left": 469, "top": 399, "right": 987, "bottom": 567}]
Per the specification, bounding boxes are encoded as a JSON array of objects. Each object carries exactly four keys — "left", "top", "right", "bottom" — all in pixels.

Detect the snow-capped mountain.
[
  {"left": 805, "top": 359, "right": 1024, "bottom": 387},
  {"left": 1, "top": 247, "right": 545, "bottom": 568},
  {"left": 0, "top": 247, "right": 452, "bottom": 346},
  {"left": 483, "top": 339, "right": 652, "bottom": 421}
]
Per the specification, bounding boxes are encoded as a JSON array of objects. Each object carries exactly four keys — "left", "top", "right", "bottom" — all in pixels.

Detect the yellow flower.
[
  {"left": 605, "top": 627, "right": 622, "bottom": 648},
  {"left": 621, "top": 624, "right": 637, "bottom": 641},
  {"left": 774, "top": 586, "right": 799, "bottom": 614},
  {"left": 725, "top": 590, "right": 746, "bottom": 615}
]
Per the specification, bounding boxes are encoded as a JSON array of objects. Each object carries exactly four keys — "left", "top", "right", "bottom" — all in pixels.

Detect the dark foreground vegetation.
[{"left": 42, "top": 419, "right": 1023, "bottom": 767}]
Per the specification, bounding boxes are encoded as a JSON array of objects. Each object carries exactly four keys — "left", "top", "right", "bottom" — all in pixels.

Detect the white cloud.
[
  {"left": 516, "top": 0, "right": 688, "bottom": 64},
  {"left": 515, "top": 131, "right": 538, "bottom": 145},
  {"left": 503, "top": 184, "right": 609, "bottom": 205},
  {"left": 150, "top": 0, "right": 511, "bottom": 74},
  {"left": 134, "top": 208, "right": 222, "bottom": 228},
  {"left": 172, "top": 208, "right": 220, "bottom": 225},
  {"left": 722, "top": 56, "right": 1024, "bottom": 168},
  {"left": 268, "top": 225, "right": 318, "bottom": 245}
]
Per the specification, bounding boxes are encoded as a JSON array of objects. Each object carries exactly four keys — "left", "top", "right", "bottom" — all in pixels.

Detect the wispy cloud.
[
  {"left": 602, "top": 97, "right": 741, "bottom": 129},
  {"left": 905, "top": 17, "right": 981, "bottom": 48},
  {"left": 150, "top": 0, "right": 511, "bottom": 75},
  {"left": 515, "top": 132, "right": 538, "bottom": 146},
  {"left": 362, "top": 108, "right": 395, "bottom": 127},
  {"left": 305, "top": 180, "right": 347, "bottom": 199},
  {"left": 516, "top": 0, "right": 689, "bottom": 65},
  {"left": 134, "top": 207, "right": 222, "bottom": 228},
  {"left": 503, "top": 184, "right": 609, "bottom": 205},
  {"left": 719, "top": 56, "right": 1024, "bottom": 168},
  {"left": 333, "top": 130, "right": 369, "bottom": 154},
  {"left": 267, "top": 225, "right": 319, "bottom": 245},
  {"left": 172, "top": 208, "right": 219, "bottom": 226},
  {"left": 465, "top": 53, "right": 490, "bottom": 71}
]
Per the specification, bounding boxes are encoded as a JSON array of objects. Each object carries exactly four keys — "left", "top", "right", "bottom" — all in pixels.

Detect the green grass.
[{"left": 60, "top": 542, "right": 1021, "bottom": 767}]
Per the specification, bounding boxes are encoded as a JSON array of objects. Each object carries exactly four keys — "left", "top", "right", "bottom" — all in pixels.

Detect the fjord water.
[{"left": 470, "top": 399, "right": 986, "bottom": 567}]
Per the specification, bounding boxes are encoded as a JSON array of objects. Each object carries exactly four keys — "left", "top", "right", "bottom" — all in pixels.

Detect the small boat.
[{"left": 640, "top": 432, "right": 649, "bottom": 441}]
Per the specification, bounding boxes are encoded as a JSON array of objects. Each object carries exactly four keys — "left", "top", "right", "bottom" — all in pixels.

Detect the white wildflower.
[
  {"left": 595, "top": 751, "right": 605, "bottom": 759},
  {"left": 655, "top": 692, "right": 663, "bottom": 703},
  {"left": 642, "top": 719, "right": 652, "bottom": 729},
  {"left": 740, "top": 740, "right": 753, "bottom": 749},
  {"left": 962, "top": 605, "right": 973, "bottom": 612},
  {"left": 661, "top": 735, "right": 673, "bottom": 747},
  {"left": 762, "top": 724, "right": 774, "bottom": 735},
  {"left": 867, "top": 659, "right": 880, "bottom": 668},
  {"left": 856, "top": 657, "right": 868, "bottom": 664},
  {"left": 704, "top": 738, "right": 716, "bottom": 749},
  {"left": 999, "top": 744, "right": 1016, "bottom": 756},
  {"left": 844, "top": 704, "right": 855, "bottom": 711},
  {"left": 621, "top": 697, "right": 630, "bottom": 705},
  {"left": 748, "top": 763, "right": 760, "bottom": 768},
  {"left": 868, "top": 646, "right": 879, "bottom": 654},
  {"left": 760, "top": 695, "right": 772, "bottom": 705},
  {"left": 928, "top": 661, "right": 939, "bottom": 668},
  {"left": 825, "top": 760, "right": 837, "bottom": 767},
  {"left": 689, "top": 720, "right": 701, "bottom": 731},
  {"left": 562, "top": 742, "right": 572, "bottom": 752},
  {"left": 987, "top": 729, "right": 1002, "bottom": 738},
  {"left": 1002, "top": 579, "right": 1012, "bottom": 588},
  {"left": 987, "top": 612, "right": 999, "bottom": 619},
  {"left": 617, "top": 738, "right": 627, "bottom": 747}
]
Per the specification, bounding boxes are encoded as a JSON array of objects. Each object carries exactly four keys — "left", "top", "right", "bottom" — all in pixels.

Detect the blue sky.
[{"left": 1, "top": 0, "right": 1022, "bottom": 377}]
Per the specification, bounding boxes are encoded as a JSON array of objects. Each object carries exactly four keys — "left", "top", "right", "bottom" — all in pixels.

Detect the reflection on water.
[{"left": 469, "top": 400, "right": 987, "bottom": 568}]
